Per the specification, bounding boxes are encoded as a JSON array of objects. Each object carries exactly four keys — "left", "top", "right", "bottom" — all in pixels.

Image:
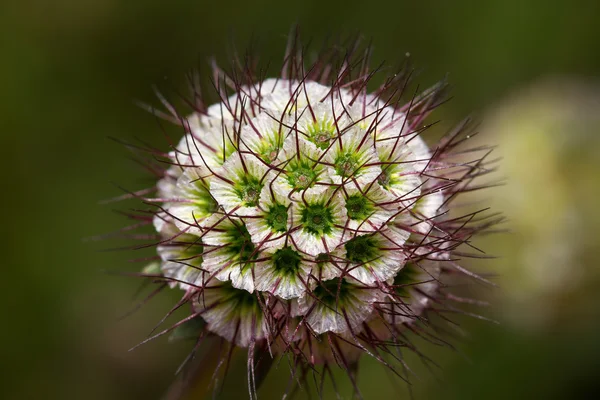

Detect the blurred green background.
[{"left": 2, "top": 0, "right": 600, "bottom": 399}]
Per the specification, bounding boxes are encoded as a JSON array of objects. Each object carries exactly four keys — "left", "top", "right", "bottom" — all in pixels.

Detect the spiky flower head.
[{"left": 115, "top": 31, "right": 501, "bottom": 398}]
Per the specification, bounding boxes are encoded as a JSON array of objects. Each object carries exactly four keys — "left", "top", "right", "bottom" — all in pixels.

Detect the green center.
[
  {"left": 265, "top": 204, "right": 288, "bottom": 232},
  {"left": 258, "top": 146, "right": 279, "bottom": 164},
  {"left": 272, "top": 246, "right": 302, "bottom": 275},
  {"left": 335, "top": 153, "right": 360, "bottom": 178},
  {"left": 313, "top": 278, "right": 351, "bottom": 306},
  {"left": 234, "top": 175, "right": 263, "bottom": 207},
  {"left": 377, "top": 170, "right": 391, "bottom": 188},
  {"left": 257, "top": 132, "right": 282, "bottom": 163},
  {"left": 315, "top": 253, "right": 330, "bottom": 264},
  {"left": 308, "top": 121, "right": 336, "bottom": 150},
  {"left": 287, "top": 161, "right": 318, "bottom": 190},
  {"left": 345, "top": 194, "right": 375, "bottom": 220},
  {"left": 344, "top": 235, "right": 379, "bottom": 263},
  {"left": 377, "top": 162, "right": 403, "bottom": 189},
  {"left": 300, "top": 203, "right": 335, "bottom": 235}
]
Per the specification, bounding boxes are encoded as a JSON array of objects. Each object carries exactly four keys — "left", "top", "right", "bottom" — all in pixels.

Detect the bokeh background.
[{"left": 2, "top": 0, "right": 600, "bottom": 399}]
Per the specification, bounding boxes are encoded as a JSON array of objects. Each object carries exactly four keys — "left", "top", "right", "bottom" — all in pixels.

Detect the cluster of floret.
[
  {"left": 119, "top": 36, "right": 499, "bottom": 396},
  {"left": 155, "top": 76, "right": 445, "bottom": 340}
]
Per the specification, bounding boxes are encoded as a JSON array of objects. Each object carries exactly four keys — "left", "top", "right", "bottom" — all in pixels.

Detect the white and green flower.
[
  {"left": 239, "top": 112, "right": 290, "bottom": 164},
  {"left": 295, "top": 102, "right": 352, "bottom": 150},
  {"left": 168, "top": 166, "right": 219, "bottom": 235},
  {"left": 324, "top": 130, "right": 382, "bottom": 187},
  {"left": 290, "top": 189, "right": 346, "bottom": 256},
  {"left": 135, "top": 61, "right": 489, "bottom": 386},
  {"left": 254, "top": 246, "right": 313, "bottom": 299},
  {"left": 394, "top": 187, "right": 445, "bottom": 237},
  {"left": 309, "top": 249, "right": 345, "bottom": 282},
  {"left": 177, "top": 113, "right": 238, "bottom": 168},
  {"left": 237, "top": 181, "right": 291, "bottom": 251},
  {"left": 381, "top": 254, "right": 441, "bottom": 325},
  {"left": 201, "top": 214, "right": 260, "bottom": 293},
  {"left": 273, "top": 135, "right": 333, "bottom": 199},
  {"left": 210, "top": 151, "right": 272, "bottom": 213},
  {"left": 375, "top": 138, "right": 422, "bottom": 207},
  {"left": 193, "top": 280, "right": 267, "bottom": 347},
  {"left": 157, "top": 225, "right": 205, "bottom": 290},
  {"left": 293, "top": 277, "right": 383, "bottom": 335},
  {"left": 108, "top": 27, "right": 509, "bottom": 400},
  {"left": 341, "top": 182, "right": 396, "bottom": 233},
  {"left": 340, "top": 229, "right": 408, "bottom": 285}
]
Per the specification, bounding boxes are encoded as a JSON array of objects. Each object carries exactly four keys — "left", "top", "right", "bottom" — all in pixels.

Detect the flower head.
[
  {"left": 115, "top": 31, "right": 501, "bottom": 398},
  {"left": 290, "top": 188, "right": 346, "bottom": 256}
]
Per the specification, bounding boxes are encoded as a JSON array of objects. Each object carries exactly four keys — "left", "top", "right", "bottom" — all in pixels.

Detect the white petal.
[
  {"left": 210, "top": 152, "right": 272, "bottom": 213},
  {"left": 405, "top": 135, "right": 432, "bottom": 173},
  {"left": 216, "top": 263, "right": 255, "bottom": 293},
  {"left": 262, "top": 80, "right": 332, "bottom": 115}
]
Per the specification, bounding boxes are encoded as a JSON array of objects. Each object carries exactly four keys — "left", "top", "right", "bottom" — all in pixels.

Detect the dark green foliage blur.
[{"left": 2, "top": 0, "right": 600, "bottom": 399}]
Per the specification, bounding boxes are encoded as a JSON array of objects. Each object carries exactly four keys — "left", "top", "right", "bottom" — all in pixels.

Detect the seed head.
[{"left": 112, "top": 30, "right": 502, "bottom": 398}]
